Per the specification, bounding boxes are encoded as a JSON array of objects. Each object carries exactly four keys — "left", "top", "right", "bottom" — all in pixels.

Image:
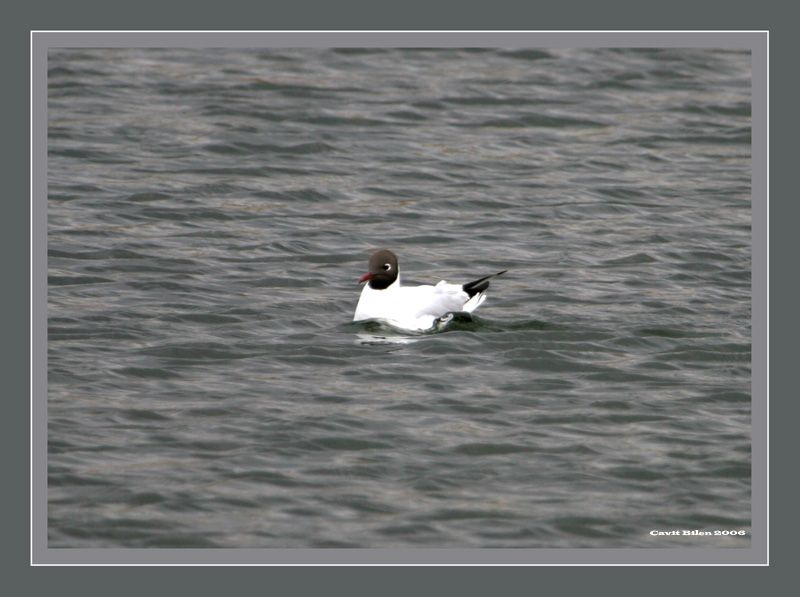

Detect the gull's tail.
[{"left": 462, "top": 270, "right": 508, "bottom": 298}]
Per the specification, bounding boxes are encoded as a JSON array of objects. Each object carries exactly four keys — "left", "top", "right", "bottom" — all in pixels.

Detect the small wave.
[{"left": 48, "top": 275, "right": 114, "bottom": 286}]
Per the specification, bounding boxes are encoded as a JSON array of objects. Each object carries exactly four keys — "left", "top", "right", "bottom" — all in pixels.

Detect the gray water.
[{"left": 47, "top": 48, "right": 751, "bottom": 549}]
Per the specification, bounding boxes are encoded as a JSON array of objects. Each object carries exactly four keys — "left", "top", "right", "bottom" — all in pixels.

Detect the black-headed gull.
[{"left": 353, "top": 249, "right": 507, "bottom": 331}]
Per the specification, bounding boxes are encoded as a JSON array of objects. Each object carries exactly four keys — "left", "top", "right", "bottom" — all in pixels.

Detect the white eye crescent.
[{"left": 383, "top": 263, "right": 391, "bottom": 270}]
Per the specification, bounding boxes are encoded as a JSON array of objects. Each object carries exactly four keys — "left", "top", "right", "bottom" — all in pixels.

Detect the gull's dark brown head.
[{"left": 359, "top": 249, "right": 399, "bottom": 290}]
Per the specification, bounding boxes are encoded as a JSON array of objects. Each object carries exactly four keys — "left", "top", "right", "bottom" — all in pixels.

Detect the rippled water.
[{"left": 47, "top": 48, "right": 751, "bottom": 548}]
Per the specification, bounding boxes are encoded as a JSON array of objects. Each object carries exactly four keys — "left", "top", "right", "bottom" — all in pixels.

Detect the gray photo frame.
[{"left": 32, "top": 30, "right": 768, "bottom": 566}]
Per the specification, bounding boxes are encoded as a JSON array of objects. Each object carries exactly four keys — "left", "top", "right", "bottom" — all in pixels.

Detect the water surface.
[{"left": 48, "top": 48, "right": 751, "bottom": 548}]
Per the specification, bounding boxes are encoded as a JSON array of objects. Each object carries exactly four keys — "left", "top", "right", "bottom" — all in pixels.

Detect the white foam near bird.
[{"left": 353, "top": 249, "right": 507, "bottom": 332}]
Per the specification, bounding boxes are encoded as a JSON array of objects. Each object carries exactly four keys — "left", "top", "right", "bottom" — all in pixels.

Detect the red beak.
[{"left": 359, "top": 272, "right": 373, "bottom": 283}]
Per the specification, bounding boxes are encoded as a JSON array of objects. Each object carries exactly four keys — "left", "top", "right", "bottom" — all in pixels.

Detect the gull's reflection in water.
[
  {"left": 355, "top": 332, "right": 422, "bottom": 346},
  {"left": 351, "top": 318, "right": 427, "bottom": 346},
  {"left": 353, "top": 312, "right": 475, "bottom": 346}
]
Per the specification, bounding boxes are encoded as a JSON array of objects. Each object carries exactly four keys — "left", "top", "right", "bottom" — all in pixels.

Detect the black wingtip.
[{"left": 462, "top": 270, "right": 508, "bottom": 298}]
